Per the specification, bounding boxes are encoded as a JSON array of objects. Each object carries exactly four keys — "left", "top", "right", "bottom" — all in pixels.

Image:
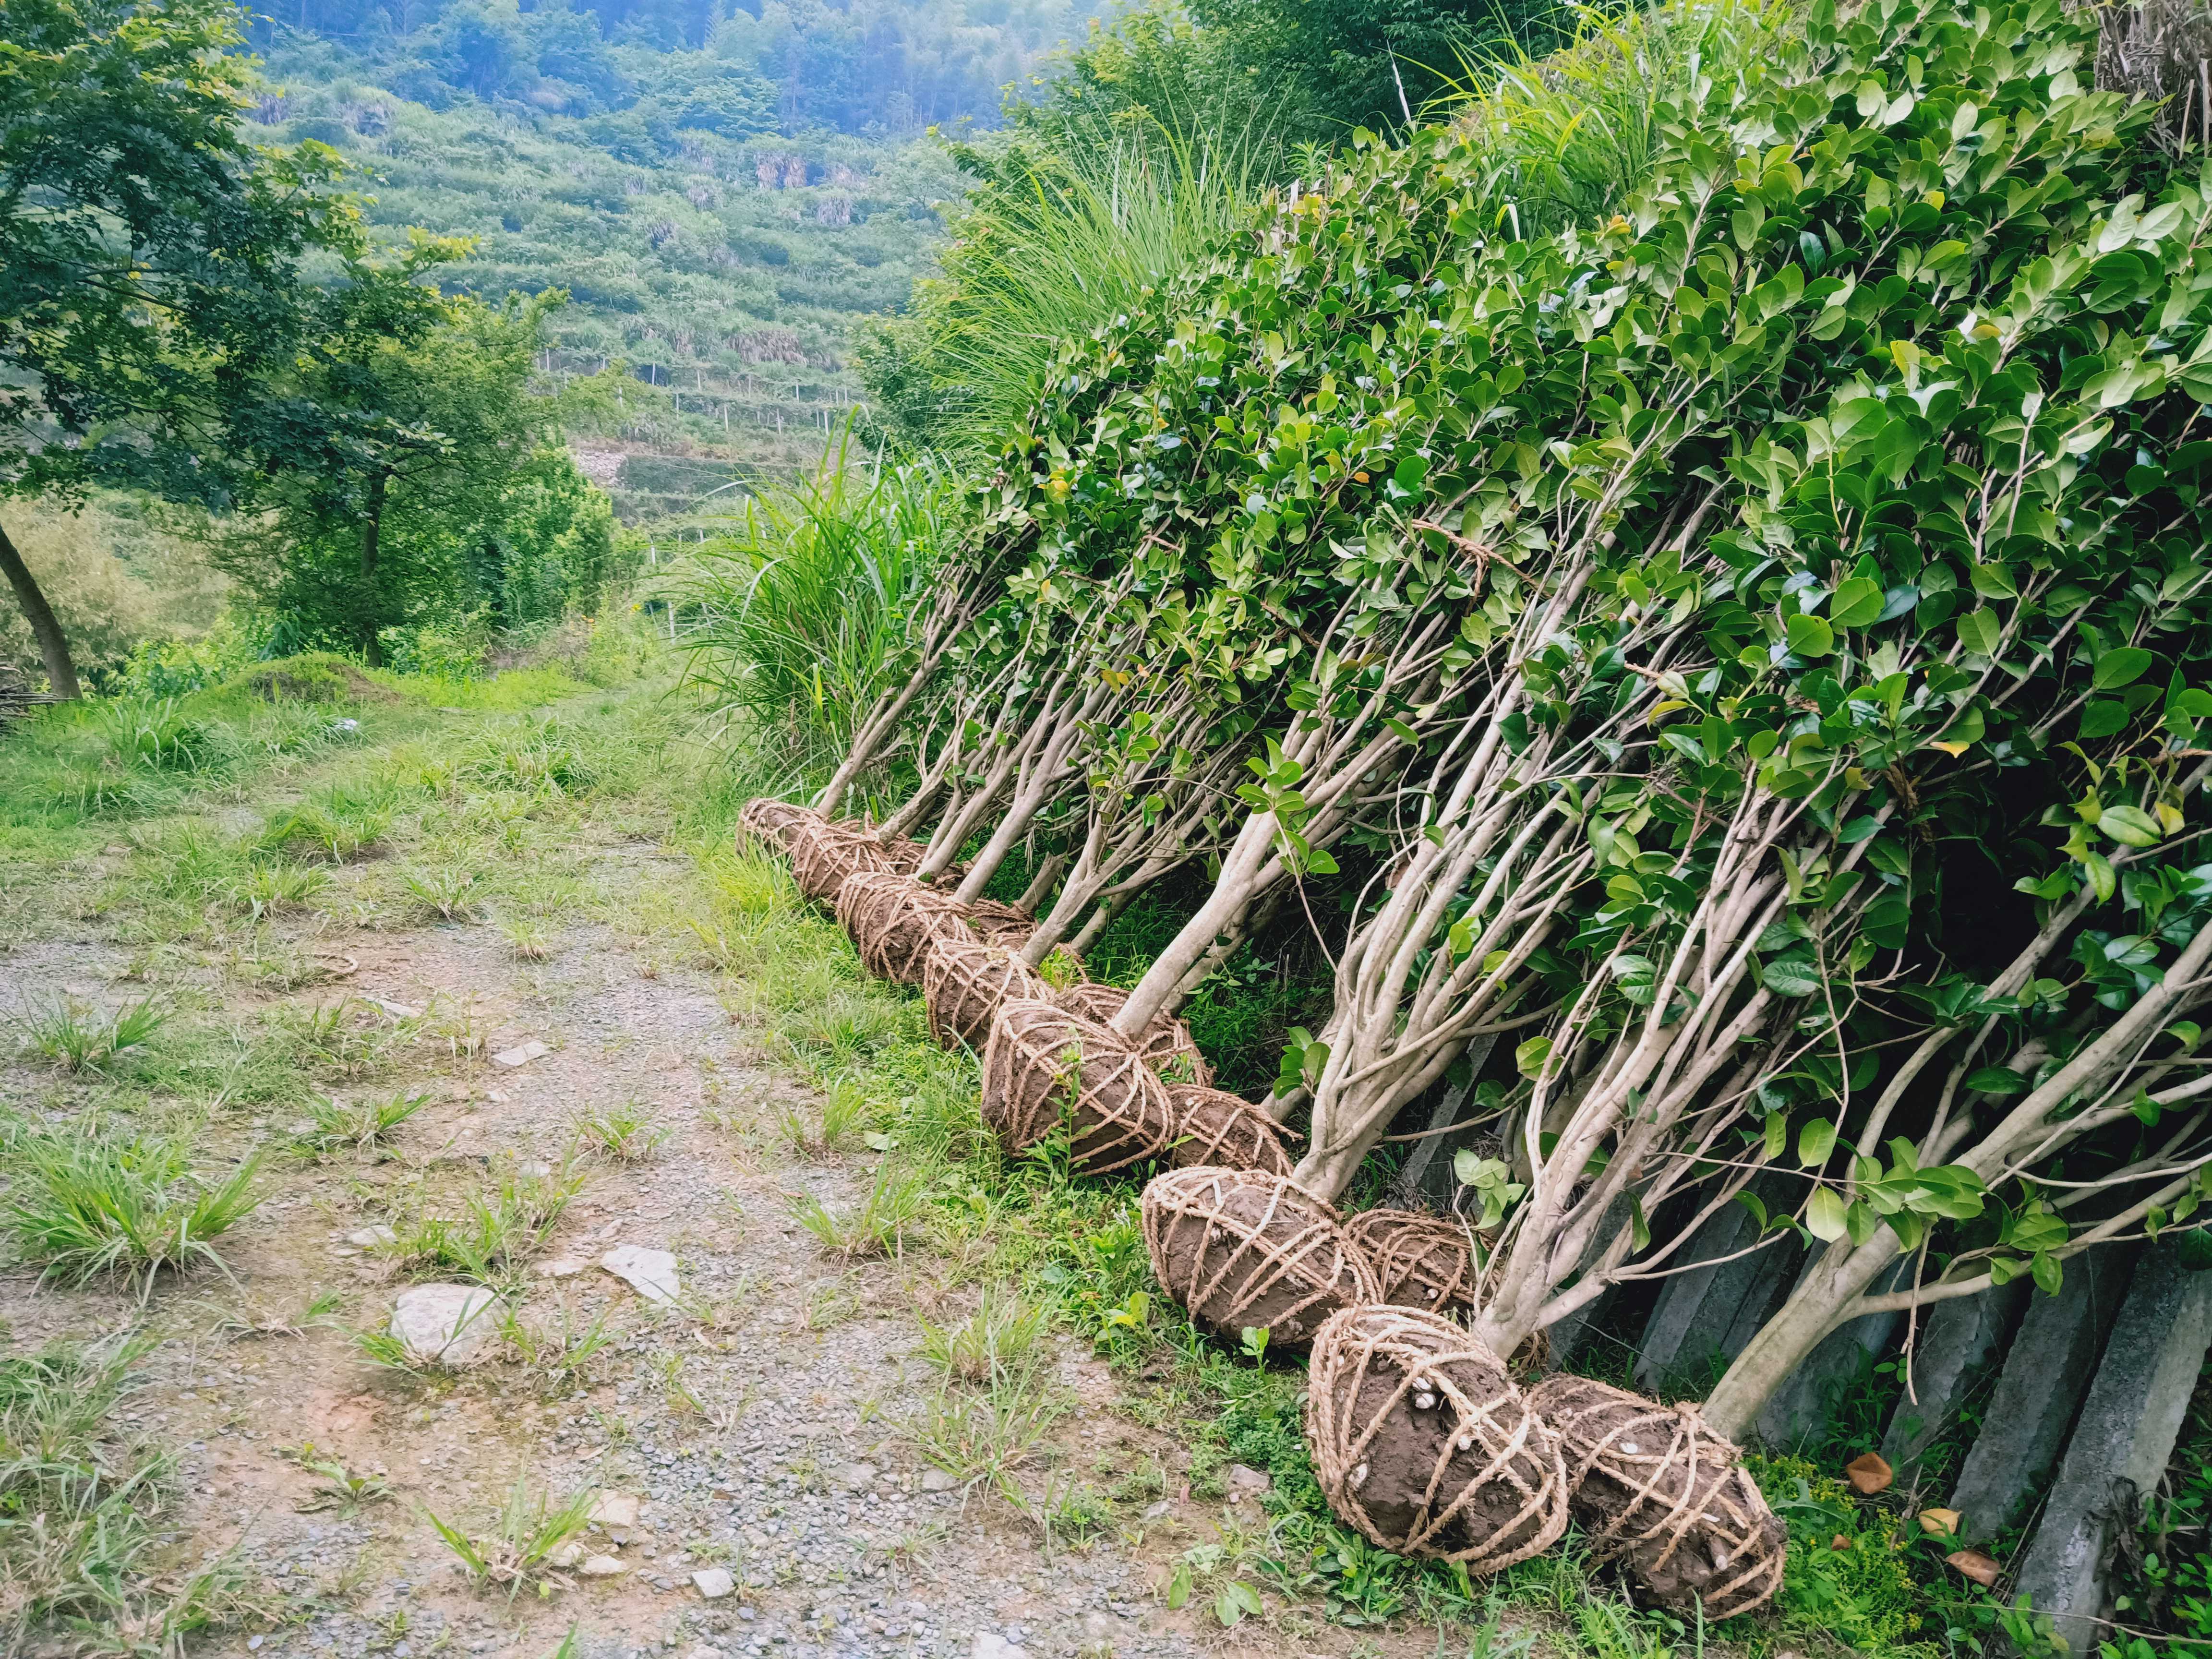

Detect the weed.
[
  {"left": 422, "top": 1479, "right": 596, "bottom": 1597},
  {"left": 214, "top": 1286, "right": 346, "bottom": 1339},
  {"left": 228, "top": 858, "right": 329, "bottom": 919},
  {"left": 773, "top": 1080, "right": 878, "bottom": 1157},
  {"left": 788, "top": 1165, "right": 925, "bottom": 1260},
  {"left": 95, "top": 697, "right": 209, "bottom": 772},
  {"left": 10, "top": 995, "right": 166, "bottom": 1074},
  {"left": 503, "top": 1304, "right": 613, "bottom": 1395},
  {"left": 909, "top": 1370, "right": 1066, "bottom": 1496},
  {"left": 0, "top": 1119, "right": 261, "bottom": 1300},
  {"left": 280, "top": 1443, "right": 393, "bottom": 1512},
  {"left": 918, "top": 1284, "right": 1047, "bottom": 1386},
  {"left": 404, "top": 862, "right": 480, "bottom": 922},
  {"left": 651, "top": 1350, "right": 703, "bottom": 1415},
  {"left": 257, "top": 781, "right": 394, "bottom": 863},
  {"left": 500, "top": 916, "right": 554, "bottom": 961},
  {"left": 571, "top": 1100, "right": 670, "bottom": 1163},
  {"left": 290, "top": 1091, "right": 429, "bottom": 1156},
  {"left": 389, "top": 1160, "right": 583, "bottom": 1290}
]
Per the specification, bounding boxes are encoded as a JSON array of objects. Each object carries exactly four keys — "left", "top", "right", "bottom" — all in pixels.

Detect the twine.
[
  {"left": 790, "top": 817, "right": 895, "bottom": 900},
  {"left": 1165, "top": 1083, "right": 1298, "bottom": 1178},
  {"left": 962, "top": 898, "right": 1036, "bottom": 949},
  {"left": 980, "top": 999, "right": 1175, "bottom": 1175},
  {"left": 1306, "top": 1305, "right": 1570, "bottom": 1571},
  {"left": 1527, "top": 1374, "right": 1786, "bottom": 1619},
  {"left": 740, "top": 798, "right": 820, "bottom": 847},
  {"left": 1055, "top": 982, "right": 1212, "bottom": 1085},
  {"left": 836, "top": 873, "right": 977, "bottom": 983},
  {"left": 1140, "top": 1166, "right": 1375, "bottom": 1351},
  {"left": 923, "top": 938, "right": 1050, "bottom": 1052},
  {"left": 1345, "top": 1208, "right": 1482, "bottom": 1318}
]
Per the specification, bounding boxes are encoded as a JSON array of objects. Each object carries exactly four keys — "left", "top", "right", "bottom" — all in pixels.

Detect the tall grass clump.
[
  {"left": 902, "top": 108, "right": 1279, "bottom": 445},
  {"left": 0, "top": 1119, "right": 262, "bottom": 1300},
  {"left": 1443, "top": 0, "right": 1796, "bottom": 237},
  {"left": 678, "top": 446, "right": 960, "bottom": 774}
]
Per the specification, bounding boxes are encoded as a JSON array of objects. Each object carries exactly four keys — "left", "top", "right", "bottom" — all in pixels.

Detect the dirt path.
[{"left": 0, "top": 691, "right": 1467, "bottom": 1659}]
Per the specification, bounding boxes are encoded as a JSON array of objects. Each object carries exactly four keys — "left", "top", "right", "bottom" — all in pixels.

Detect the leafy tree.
[
  {"left": 222, "top": 281, "right": 607, "bottom": 659},
  {"left": 0, "top": 0, "right": 356, "bottom": 695}
]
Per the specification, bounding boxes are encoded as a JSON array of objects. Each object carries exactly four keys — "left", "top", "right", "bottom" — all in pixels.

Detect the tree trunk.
[
  {"left": 1700, "top": 1231, "right": 1900, "bottom": 1440},
  {"left": 0, "top": 514, "right": 81, "bottom": 699},
  {"left": 360, "top": 472, "right": 388, "bottom": 667}
]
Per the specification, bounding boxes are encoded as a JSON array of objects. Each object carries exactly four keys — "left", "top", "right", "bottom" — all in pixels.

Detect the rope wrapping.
[
  {"left": 1527, "top": 1375, "right": 1786, "bottom": 1619},
  {"left": 789, "top": 817, "right": 898, "bottom": 900},
  {"left": 1165, "top": 1083, "right": 1298, "bottom": 1177},
  {"left": 980, "top": 998, "right": 1176, "bottom": 1174},
  {"left": 923, "top": 938, "right": 1050, "bottom": 1052},
  {"left": 1306, "top": 1305, "right": 1570, "bottom": 1571},
  {"left": 1141, "top": 1166, "right": 1375, "bottom": 1351},
  {"left": 836, "top": 873, "right": 977, "bottom": 983},
  {"left": 1054, "top": 981, "right": 1212, "bottom": 1085},
  {"left": 962, "top": 898, "right": 1036, "bottom": 949},
  {"left": 739, "top": 798, "right": 820, "bottom": 846},
  {"left": 1344, "top": 1208, "right": 1482, "bottom": 1318}
]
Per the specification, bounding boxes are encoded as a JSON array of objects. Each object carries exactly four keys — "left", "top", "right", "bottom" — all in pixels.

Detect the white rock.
[
  {"left": 839, "top": 1462, "right": 878, "bottom": 1491},
  {"left": 579, "top": 1554, "right": 625, "bottom": 1577},
  {"left": 590, "top": 1491, "right": 642, "bottom": 1528},
  {"left": 691, "top": 1567, "right": 736, "bottom": 1599},
  {"left": 547, "top": 1542, "right": 586, "bottom": 1569},
  {"left": 493, "top": 1039, "right": 551, "bottom": 1070},
  {"left": 920, "top": 1469, "right": 960, "bottom": 1492},
  {"left": 536, "top": 1256, "right": 589, "bottom": 1278},
  {"left": 387, "top": 1284, "right": 501, "bottom": 1368},
  {"left": 683, "top": 1646, "right": 726, "bottom": 1659},
  {"left": 364, "top": 996, "right": 423, "bottom": 1020},
  {"left": 1225, "top": 1462, "right": 1273, "bottom": 1498},
  {"left": 972, "top": 1636, "right": 1028, "bottom": 1659},
  {"left": 347, "top": 1225, "right": 397, "bottom": 1250},
  {"left": 600, "top": 1245, "right": 681, "bottom": 1305}
]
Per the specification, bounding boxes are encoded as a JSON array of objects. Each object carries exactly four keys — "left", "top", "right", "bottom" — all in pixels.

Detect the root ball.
[
  {"left": 923, "top": 938, "right": 1050, "bottom": 1052},
  {"left": 980, "top": 999, "right": 1175, "bottom": 1175},
  {"left": 1526, "top": 1374, "right": 1786, "bottom": 1619},
  {"left": 1054, "top": 982, "right": 1211, "bottom": 1084},
  {"left": 1140, "top": 1166, "right": 1374, "bottom": 1351},
  {"left": 1344, "top": 1208, "right": 1481, "bottom": 1318},
  {"left": 1306, "top": 1305, "right": 1569, "bottom": 1571},
  {"left": 836, "top": 873, "right": 977, "bottom": 983},
  {"left": 1165, "top": 1084, "right": 1298, "bottom": 1177}
]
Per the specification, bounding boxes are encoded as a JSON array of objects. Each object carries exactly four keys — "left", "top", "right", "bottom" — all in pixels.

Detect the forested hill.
[{"left": 252, "top": 0, "right": 1095, "bottom": 505}]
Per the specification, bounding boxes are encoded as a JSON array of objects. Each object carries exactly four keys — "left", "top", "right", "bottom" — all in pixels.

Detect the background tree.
[
  {"left": 221, "top": 281, "right": 609, "bottom": 660},
  {"left": 0, "top": 0, "right": 357, "bottom": 695}
]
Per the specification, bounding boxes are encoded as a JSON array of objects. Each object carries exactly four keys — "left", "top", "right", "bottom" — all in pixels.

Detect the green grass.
[
  {"left": 422, "top": 1479, "right": 598, "bottom": 1598},
  {"left": 289, "top": 1091, "right": 430, "bottom": 1157},
  {"left": 8, "top": 995, "right": 166, "bottom": 1075},
  {"left": 0, "top": 1118, "right": 262, "bottom": 1299}
]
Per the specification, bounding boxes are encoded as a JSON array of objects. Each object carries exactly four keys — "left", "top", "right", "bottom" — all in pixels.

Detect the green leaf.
[
  {"left": 2098, "top": 804, "right": 2163, "bottom": 847},
  {"left": 2094, "top": 647, "right": 2154, "bottom": 689},
  {"left": 2031, "top": 1251, "right": 2064, "bottom": 1296},
  {"left": 1829, "top": 577, "right": 1885, "bottom": 629},
  {"left": 1301, "top": 846, "right": 1341, "bottom": 875},
  {"left": 1764, "top": 1110, "right": 1788, "bottom": 1160},
  {"left": 1515, "top": 1036, "right": 1553, "bottom": 1081},
  {"left": 1166, "top": 1563, "right": 1193, "bottom": 1611},
  {"left": 1956, "top": 609, "right": 2002, "bottom": 658},
  {"left": 1784, "top": 613, "right": 1834, "bottom": 659},
  {"left": 1965, "top": 1066, "right": 2030, "bottom": 1095},
  {"left": 1736, "top": 1188, "right": 1769, "bottom": 1229},
  {"left": 1763, "top": 956, "right": 1824, "bottom": 998},
  {"left": 1806, "top": 1187, "right": 1848, "bottom": 1241},
  {"left": 1798, "top": 1117, "right": 1838, "bottom": 1168}
]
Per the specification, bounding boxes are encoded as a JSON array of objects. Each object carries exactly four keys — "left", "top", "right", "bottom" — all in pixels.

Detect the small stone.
[
  {"left": 601, "top": 1245, "right": 682, "bottom": 1305},
  {"left": 347, "top": 1225, "right": 397, "bottom": 1250},
  {"left": 1224, "top": 1463, "right": 1272, "bottom": 1499},
  {"left": 693, "top": 1568, "right": 736, "bottom": 1600},
  {"left": 580, "top": 1555, "right": 625, "bottom": 1577},
  {"left": 837, "top": 1463, "right": 877, "bottom": 1492},
  {"left": 537, "top": 1257, "right": 589, "bottom": 1278},
  {"left": 684, "top": 1647, "right": 726, "bottom": 1659},
  {"left": 549, "top": 1543, "right": 586, "bottom": 1569},
  {"left": 972, "top": 1636, "right": 1027, "bottom": 1659},
  {"left": 592, "top": 1492, "right": 642, "bottom": 1528},
  {"left": 493, "top": 1039, "right": 551, "bottom": 1070},
  {"left": 919, "top": 1470, "right": 958, "bottom": 1493},
  {"left": 364, "top": 996, "right": 423, "bottom": 1020},
  {"left": 388, "top": 1285, "right": 501, "bottom": 1368}
]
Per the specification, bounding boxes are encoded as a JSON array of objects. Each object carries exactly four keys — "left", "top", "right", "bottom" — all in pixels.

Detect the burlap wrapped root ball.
[
  {"left": 739, "top": 797, "right": 820, "bottom": 847},
  {"left": 1165, "top": 1083, "right": 1298, "bottom": 1177},
  {"left": 961, "top": 898, "right": 1035, "bottom": 949},
  {"left": 835, "top": 873, "right": 978, "bottom": 984},
  {"left": 923, "top": 937, "right": 1049, "bottom": 1052},
  {"left": 1055, "top": 982, "right": 1212, "bottom": 1084},
  {"left": 1141, "top": 1166, "right": 1375, "bottom": 1351},
  {"left": 789, "top": 817, "right": 895, "bottom": 900},
  {"left": 1306, "top": 1305, "right": 1570, "bottom": 1571},
  {"left": 981, "top": 999, "right": 1176, "bottom": 1175},
  {"left": 1344, "top": 1208, "right": 1482, "bottom": 1318},
  {"left": 1527, "top": 1374, "right": 1786, "bottom": 1619}
]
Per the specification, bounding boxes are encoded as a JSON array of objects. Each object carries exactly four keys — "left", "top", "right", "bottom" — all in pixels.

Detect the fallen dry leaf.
[
  {"left": 1845, "top": 1451, "right": 1895, "bottom": 1494},
  {"left": 1918, "top": 1507, "right": 1963, "bottom": 1536},
  {"left": 1830, "top": 1533, "right": 1852, "bottom": 1551},
  {"left": 1947, "top": 1549, "right": 2003, "bottom": 1587}
]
